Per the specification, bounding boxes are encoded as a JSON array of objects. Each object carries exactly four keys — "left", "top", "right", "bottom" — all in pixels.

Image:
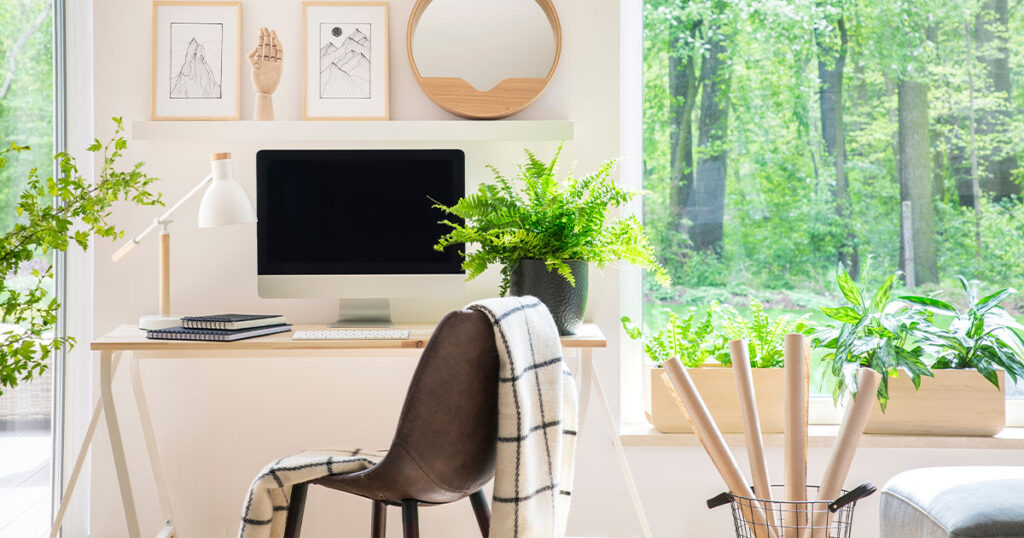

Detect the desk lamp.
[{"left": 112, "top": 152, "right": 257, "bottom": 329}]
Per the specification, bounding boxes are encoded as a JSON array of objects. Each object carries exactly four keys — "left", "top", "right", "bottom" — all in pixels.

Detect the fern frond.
[{"left": 430, "top": 143, "right": 668, "bottom": 290}]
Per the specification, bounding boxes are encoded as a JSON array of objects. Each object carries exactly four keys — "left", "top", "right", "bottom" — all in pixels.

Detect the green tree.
[
  {"left": 0, "top": 120, "right": 162, "bottom": 394},
  {"left": 0, "top": 0, "right": 54, "bottom": 233}
]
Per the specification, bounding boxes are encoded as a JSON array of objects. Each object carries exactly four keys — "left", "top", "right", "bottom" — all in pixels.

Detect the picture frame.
[
  {"left": 302, "top": 1, "right": 390, "bottom": 120},
  {"left": 151, "top": 1, "right": 241, "bottom": 120}
]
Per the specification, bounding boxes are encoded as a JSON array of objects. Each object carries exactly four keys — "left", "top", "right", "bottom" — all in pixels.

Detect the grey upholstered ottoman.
[{"left": 880, "top": 467, "right": 1024, "bottom": 537}]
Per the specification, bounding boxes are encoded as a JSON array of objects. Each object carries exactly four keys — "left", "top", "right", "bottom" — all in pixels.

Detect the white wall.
[
  {"left": 82, "top": 2, "right": 1024, "bottom": 538},
  {"left": 87, "top": 1, "right": 631, "bottom": 536}
]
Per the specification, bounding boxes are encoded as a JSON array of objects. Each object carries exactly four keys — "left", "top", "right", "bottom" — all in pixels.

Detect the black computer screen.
[{"left": 256, "top": 149, "right": 465, "bottom": 275}]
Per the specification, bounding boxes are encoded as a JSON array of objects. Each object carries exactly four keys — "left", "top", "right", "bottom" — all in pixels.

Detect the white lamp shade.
[{"left": 197, "top": 178, "right": 257, "bottom": 228}]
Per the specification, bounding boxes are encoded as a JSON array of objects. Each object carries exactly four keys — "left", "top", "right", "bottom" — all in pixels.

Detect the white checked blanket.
[{"left": 238, "top": 296, "right": 578, "bottom": 538}]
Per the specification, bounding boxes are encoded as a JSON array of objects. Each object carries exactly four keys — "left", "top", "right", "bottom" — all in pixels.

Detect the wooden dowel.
[
  {"left": 730, "top": 340, "right": 776, "bottom": 531},
  {"left": 806, "top": 367, "right": 882, "bottom": 538},
  {"left": 662, "top": 359, "right": 776, "bottom": 538},
  {"left": 159, "top": 232, "right": 170, "bottom": 315},
  {"left": 783, "top": 334, "right": 808, "bottom": 537}
]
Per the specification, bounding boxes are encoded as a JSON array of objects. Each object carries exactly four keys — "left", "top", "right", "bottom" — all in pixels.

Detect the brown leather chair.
[{"left": 283, "top": 309, "right": 500, "bottom": 538}]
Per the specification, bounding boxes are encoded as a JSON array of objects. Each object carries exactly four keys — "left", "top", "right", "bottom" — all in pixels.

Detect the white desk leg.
[
  {"left": 576, "top": 350, "right": 593, "bottom": 429},
  {"left": 101, "top": 350, "right": 142, "bottom": 538},
  {"left": 129, "top": 358, "right": 177, "bottom": 537},
  {"left": 577, "top": 349, "right": 653, "bottom": 538},
  {"left": 49, "top": 354, "right": 123, "bottom": 538}
]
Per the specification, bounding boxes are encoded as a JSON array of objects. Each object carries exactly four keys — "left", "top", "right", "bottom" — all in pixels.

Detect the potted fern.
[
  {"left": 622, "top": 300, "right": 806, "bottom": 433},
  {"left": 434, "top": 144, "right": 669, "bottom": 334}
]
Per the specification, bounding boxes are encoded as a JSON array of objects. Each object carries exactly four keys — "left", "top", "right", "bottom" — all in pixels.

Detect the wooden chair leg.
[
  {"left": 283, "top": 482, "right": 309, "bottom": 538},
  {"left": 469, "top": 489, "right": 490, "bottom": 537},
  {"left": 401, "top": 499, "right": 419, "bottom": 538},
  {"left": 371, "top": 500, "right": 387, "bottom": 538}
]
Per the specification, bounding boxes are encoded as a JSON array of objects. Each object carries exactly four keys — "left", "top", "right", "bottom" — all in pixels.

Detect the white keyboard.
[{"left": 292, "top": 328, "right": 411, "bottom": 340}]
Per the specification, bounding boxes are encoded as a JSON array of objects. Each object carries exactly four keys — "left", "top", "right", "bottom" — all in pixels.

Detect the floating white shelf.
[{"left": 129, "top": 120, "right": 574, "bottom": 143}]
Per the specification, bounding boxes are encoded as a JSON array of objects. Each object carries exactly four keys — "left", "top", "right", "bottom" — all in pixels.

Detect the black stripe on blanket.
[
  {"left": 497, "top": 420, "right": 562, "bottom": 442},
  {"left": 499, "top": 356, "right": 563, "bottom": 382},
  {"left": 492, "top": 298, "right": 545, "bottom": 324},
  {"left": 493, "top": 482, "right": 560, "bottom": 503}
]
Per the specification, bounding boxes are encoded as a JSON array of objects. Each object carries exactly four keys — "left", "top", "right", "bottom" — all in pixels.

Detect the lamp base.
[{"left": 138, "top": 314, "right": 182, "bottom": 330}]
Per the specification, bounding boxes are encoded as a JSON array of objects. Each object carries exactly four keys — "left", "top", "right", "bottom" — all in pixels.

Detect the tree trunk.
[
  {"left": 687, "top": 22, "right": 729, "bottom": 254},
  {"left": 973, "top": 0, "right": 1019, "bottom": 200},
  {"left": 898, "top": 79, "right": 939, "bottom": 285},
  {"left": 817, "top": 15, "right": 858, "bottom": 278},
  {"left": 669, "top": 24, "right": 700, "bottom": 231}
]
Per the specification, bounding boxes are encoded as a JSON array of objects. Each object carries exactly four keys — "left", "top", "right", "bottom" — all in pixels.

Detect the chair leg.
[
  {"left": 283, "top": 482, "right": 309, "bottom": 538},
  {"left": 371, "top": 500, "right": 387, "bottom": 538},
  {"left": 469, "top": 489, "right": 490, "bottom": 537},
  {"left": 401, "top": 499, "right": 419, "bottom": 538}
]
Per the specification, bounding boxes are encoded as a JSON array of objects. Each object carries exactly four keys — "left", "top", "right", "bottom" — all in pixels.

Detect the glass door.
[{"left": 0, "top": 0, "right": 59, "bottom": 536}]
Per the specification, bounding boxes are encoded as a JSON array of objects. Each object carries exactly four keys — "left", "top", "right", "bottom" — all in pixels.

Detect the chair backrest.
[{"left": 384, "top": 308, "right": 500, "bottom": 500}]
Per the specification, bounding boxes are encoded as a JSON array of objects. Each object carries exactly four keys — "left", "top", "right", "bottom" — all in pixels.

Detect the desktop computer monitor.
[{"left": 256, "top": 149, "right": 466, "bottom": 326}]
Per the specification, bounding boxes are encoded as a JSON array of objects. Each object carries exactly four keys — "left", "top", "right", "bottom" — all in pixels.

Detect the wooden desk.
[{"left": 51, "top": 323, "right": 651, "bottom": 538}]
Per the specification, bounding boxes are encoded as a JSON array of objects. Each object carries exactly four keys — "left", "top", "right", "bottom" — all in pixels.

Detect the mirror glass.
[{"left": 411, "top": 0, "right": 557, "bottom": 91}]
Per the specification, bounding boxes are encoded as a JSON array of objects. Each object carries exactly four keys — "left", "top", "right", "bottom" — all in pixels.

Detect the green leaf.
[
  {"left": 975, "top": 288, "right": 1016, "bottom": 314},
  {"left": 821, "top": 306, "right": 862, "bottom": 324},
  {"left": 836, "top": 263, "right": 863, "bottom": 308},
  {"left": 958, "top": 276, "right": 977, "bottom": 305},
  {"left": 900, "top": 295, "right": 957, "bottom": 314},
  {"left": 621, "top": 316, "right": 642, "bottom": 340},
  {"left": 871, "top": 272, "right": 898, "bottom": 312}
]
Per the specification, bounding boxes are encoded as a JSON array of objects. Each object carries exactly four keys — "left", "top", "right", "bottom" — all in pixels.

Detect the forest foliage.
[
  {"left": 0, "top": 0, "right": 53, "bottom": 236},
  {"left": 643, "top": 0, "right": 1024, "bottom": 309}
]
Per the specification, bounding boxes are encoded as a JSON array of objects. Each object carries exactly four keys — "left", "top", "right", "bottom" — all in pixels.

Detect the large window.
[
  {"left": 641, "top": 0, "right": 1024, "bottom": 399},
  {"left": 0, "top": 0, "right": 56, "bottom": 535}
]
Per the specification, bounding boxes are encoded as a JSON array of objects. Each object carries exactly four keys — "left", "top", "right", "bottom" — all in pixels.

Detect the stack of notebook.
[{"left": 145, "top": 314, "right": 291, "bottom": 342}]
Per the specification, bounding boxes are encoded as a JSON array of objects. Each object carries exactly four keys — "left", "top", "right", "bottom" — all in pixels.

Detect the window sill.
[{"left": 619, "top": 424, "right": 1024, "bottom": 450}]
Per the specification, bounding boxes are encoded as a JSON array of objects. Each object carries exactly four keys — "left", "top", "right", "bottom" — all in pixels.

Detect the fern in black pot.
[{"left": 433, "top": 144, "right": 669, "bottom": 334}]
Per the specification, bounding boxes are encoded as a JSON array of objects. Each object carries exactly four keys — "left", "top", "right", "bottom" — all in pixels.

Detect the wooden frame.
[
  {"left": 302, "top": 1, "right": 390, "bottom": 121},
  {"left": 406, "top": 0, "right": 562, "bottom": 120},
  {"left": 151, "top": 1, "right": 242, "bottom": 120}
]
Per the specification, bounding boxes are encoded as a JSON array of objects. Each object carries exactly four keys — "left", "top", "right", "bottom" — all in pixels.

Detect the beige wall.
[
  {"left": 87, "top": 0, "right": 634, "bottom": 536},
  {"left": 81, "top": 2, "right": 1024, "bottom": 537}
]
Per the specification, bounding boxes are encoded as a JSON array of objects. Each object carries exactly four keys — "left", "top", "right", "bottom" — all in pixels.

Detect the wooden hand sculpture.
[{"left": 248, "top": 27, "right": 283, "bottom": 120}]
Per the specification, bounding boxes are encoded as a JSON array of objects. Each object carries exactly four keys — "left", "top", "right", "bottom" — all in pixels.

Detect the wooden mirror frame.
[{"left": 407, "top": 0, "right": 562, "bottom": 120}]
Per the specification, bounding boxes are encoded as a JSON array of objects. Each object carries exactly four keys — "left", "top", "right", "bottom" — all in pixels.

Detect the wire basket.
[{"left": 707, "top": 483, "right": 876, "bottom": 538}]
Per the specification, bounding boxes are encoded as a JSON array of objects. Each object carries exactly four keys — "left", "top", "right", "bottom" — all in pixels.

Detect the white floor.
[{"left": 0, "top": 428, "right": 50, "bottom": 538}]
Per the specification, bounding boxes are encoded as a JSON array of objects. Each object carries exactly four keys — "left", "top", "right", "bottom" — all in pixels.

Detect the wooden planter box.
[
  {"left": 861, "top": 369, "right": 1005, "bottom": 436},
  {"left": 646, "top": 366, "right": 785, "bottom": 434}
]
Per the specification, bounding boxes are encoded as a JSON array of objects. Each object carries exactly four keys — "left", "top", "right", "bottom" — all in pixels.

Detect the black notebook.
[
  {"left": 145, "top": 324, "right": 292, "bottom": 342},
  {"left": 180, "top": 314, "right": 287, "bottom": 330}
]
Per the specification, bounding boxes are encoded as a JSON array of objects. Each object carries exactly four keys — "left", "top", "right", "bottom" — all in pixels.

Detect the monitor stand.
[{"left": 329, "top": 298, "right": 394, "bottom": 327}]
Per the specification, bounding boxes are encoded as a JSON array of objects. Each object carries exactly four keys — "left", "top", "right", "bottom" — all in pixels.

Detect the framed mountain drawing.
[
  {"left": 302, "top": 2, "right": 390, "bottom": 120},
  {"left": 152, "top": 1, "right": 241, "bottom": 120}
]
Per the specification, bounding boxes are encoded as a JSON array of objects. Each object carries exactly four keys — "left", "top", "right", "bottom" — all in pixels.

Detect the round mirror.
[{"left": 407, "top": 0, "right": 561, "bottom": 119}]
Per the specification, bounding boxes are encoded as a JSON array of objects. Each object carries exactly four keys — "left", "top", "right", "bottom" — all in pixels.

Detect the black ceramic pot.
[{"left": 509, "top": 259, "right": 588, "bottom": 335}]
